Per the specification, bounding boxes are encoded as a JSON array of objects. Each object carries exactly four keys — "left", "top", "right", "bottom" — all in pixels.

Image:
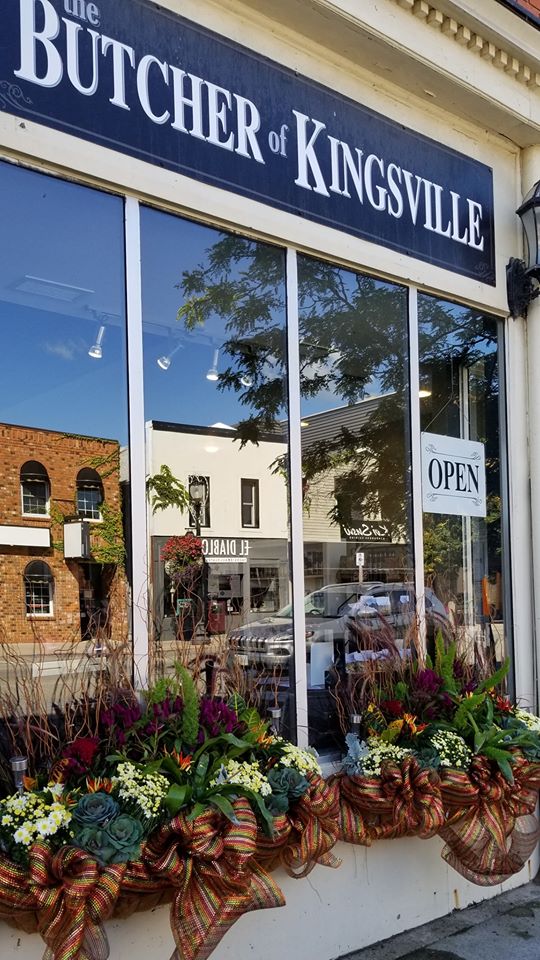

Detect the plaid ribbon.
[
  {"left": 0, "top": 843, "right": 125, "bottom": 960},
  {"left": 255, "top": 775, "right": 341, "bottom": 877},
  {"left": 332, "top": 756, "right": 444, "bottom": 843},
  {"left": 0, "top": 799, "right": 286, "bottom": 960},
  {"left": 2, "top": 763, "right": 540, "bottom": 955},
  {"left": 438, "top": 756, "right": 540, "bottom": 885}
]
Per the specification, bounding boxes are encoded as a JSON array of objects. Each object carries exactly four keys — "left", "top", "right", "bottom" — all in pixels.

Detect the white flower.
[
  {"left": 360, "top": 738, "right": 412, "bottom": 777},
  {"left": 46, "top": 783, "right": 65, "bottom": 798},
  {"left": 210, "top": 759, "right": 271, "bottom": 797},
  {"left": 13, "top": 825, "right": 33, "bottom": 846},
  {"left": 429, "top": 730, "right": 472, "bottom": 770},
  {"left": 514, "top": 708, "right": 540, "bottom": 733},
  {"left": 115, "top": 762, "right": 169, "bottom": 820},
  {"left": 279, "top": 744, "right": 321, "bottom": 776}
]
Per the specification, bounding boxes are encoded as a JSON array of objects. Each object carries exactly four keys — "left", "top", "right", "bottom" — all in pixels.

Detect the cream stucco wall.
[{"left": 147, "top": 426, "right": 289, "bottom": 541}]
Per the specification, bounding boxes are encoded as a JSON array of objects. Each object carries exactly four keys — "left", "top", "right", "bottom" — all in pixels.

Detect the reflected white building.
[{"left": 145, "top": 420, "right": 289, "bottom": 640}]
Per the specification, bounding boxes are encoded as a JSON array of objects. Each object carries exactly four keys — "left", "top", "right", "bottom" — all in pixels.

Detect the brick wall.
[
  {"left": 0, "top": 423, "right": 127, "bottom": 645},
  {"left": 499, "top": 0, "right": 540, "bottom": 20}
]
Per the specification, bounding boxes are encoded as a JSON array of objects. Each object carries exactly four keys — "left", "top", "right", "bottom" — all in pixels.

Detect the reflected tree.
[{"left": 174, "top": 235, "right": 499, "bottom": 542}]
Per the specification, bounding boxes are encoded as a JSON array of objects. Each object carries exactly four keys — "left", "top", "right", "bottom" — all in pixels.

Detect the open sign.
[{"left": 421, "top": 432, "right": 486, "bottom": 517}]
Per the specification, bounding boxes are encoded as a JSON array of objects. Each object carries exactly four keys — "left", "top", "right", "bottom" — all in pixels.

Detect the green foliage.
[
  {"left": 91, "top": 502, "right": 125, "bottom": 565},
  {"left": 146, "top": 675, "right": 182, "bottom": 706},
  {"left": 176, "top": 665, "right": 200, "bottom": 747},
  {"left": 475, "top": 658, "right": 509, "bottom": 696},
  {"left": 146, "top": 465, "right": 190, "bottom": 514},
  {"left": 227, "top": 695, "right": 268, "bottom": 745},
  {"left": 434, "top": 634, "right": 458, "bottom": 695}
]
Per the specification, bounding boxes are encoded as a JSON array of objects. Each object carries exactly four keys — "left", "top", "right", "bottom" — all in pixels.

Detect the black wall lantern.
[{"left": 507, "top": 180, "right": 540, "bottom": 318}]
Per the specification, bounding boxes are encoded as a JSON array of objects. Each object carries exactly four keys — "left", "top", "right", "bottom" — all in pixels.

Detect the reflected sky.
[
  {"left": 0, "top": 162, "right": 128, "bottom": 444},
  {"left": 141, "top": 206, "right": 288, "bottom": 428}
]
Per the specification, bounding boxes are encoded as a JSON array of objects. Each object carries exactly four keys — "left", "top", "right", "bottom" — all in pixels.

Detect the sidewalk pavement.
[{"left": 342, "top": 875, "right": 540, "bottom": 960}]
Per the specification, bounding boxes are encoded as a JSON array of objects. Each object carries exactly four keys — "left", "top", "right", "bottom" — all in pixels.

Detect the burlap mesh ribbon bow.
[
  {"left": 255, "top": 774, "right": 341, "bottom": 876},
  {"left": 438, "top": 756, "right": 540, "bottom": 884},
  {"left": 331, "top": 756, "right": 444, "bottom": 843},
  {"left": 0, "top": 780, "right": 339, "bottom": 960}
]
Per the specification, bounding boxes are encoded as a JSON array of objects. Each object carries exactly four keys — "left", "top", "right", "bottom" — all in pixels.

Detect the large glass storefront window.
[
  {"left": 297, "top": 257, "right": 413, "bottom": 752},
  {"left": 140, "top": 209, "right": 294, "bottom": 733},
  {"left": 0, "top": 161, "right": 130, "bottom": 712},
  {"left": 418, "top": 295, "right": 509, "bottom": 672},
  {"left": 0, "top": 161, "right": 513, "bottom": 754}
]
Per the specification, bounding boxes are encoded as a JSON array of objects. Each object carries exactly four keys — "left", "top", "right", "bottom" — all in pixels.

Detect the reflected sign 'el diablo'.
[
  {"left": 2, "top": 0, "right": 495, "bottom": 283},
  {"left": 202, "top": 538, "right": 249, "bottom": 564}
]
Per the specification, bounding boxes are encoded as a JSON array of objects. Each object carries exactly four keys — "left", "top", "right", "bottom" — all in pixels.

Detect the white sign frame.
[{"left": 421, "top": 432, "right": 486, "bottom": 517}]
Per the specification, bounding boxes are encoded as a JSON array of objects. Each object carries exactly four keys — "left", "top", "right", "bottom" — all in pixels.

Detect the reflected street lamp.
[{"left": 189, "top": 478, "right": 207, "bottom": 641}]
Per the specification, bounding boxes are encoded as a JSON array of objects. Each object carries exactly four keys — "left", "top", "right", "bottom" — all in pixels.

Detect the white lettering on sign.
[
  {"left": 13, "top": 0, "right": 489, "bottom": 258},
  {"left": 201, "top": 538, "right": 250, "bottom": 560},
  {"left": 421, "top": 432, "right": 486, "bottom": 517},
  {"left": 16, "top": 0, "right": 266, "bottom": 163},
  {"left": 292, "top": 112, "right": 484, "bottom": 250}
]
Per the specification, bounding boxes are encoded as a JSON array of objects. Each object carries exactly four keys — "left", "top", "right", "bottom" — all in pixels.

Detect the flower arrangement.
[
  {"left": 333, "top": 634, "right": 540, "bottom": 886},
  {"left": 341, "top": 636, "right": 540, "bottom": 782},
  {"left": 0, "top": 788, "right": 73, "bottom": 861},
  {"left": 0, "top": 663, "right": 325, "bottom": 867},
  {"left": 2, "top": 640, "right": 540, "bottom": 960},
  {"left": 0, "top": 661, "right": 340, "bottom": 960},
  {"left": 161, "top": 533, "right": 204, "bottom": 578}
]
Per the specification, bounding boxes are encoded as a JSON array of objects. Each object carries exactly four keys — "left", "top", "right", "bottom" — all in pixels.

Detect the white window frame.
[
  {"left": 241, "top": 478, "right": 260, "bottom": 528},
  {"left": 24, "top": 563, "right": 54, "bottom": 618},
  {"left": 20, "top": 473, "right": 50, "bottom": 518},
  {"left": 76, "top": 483, "right": 103, "bottom": 522}
]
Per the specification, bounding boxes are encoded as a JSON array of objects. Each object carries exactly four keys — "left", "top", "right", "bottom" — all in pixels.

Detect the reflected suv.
[{"left": 229, "top": 582, "right": 448, "bottom": 671}]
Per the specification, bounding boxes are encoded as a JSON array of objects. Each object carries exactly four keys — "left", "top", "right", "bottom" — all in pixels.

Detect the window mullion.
[
  {"left": 125, "top": 196, "right": 149, "bottom": 690},
  {"left": 408, "top": 285, "right": 426, "bottom": 648},
  {"left": 286, "top": 247, "right": 309, "bottom": 748}
]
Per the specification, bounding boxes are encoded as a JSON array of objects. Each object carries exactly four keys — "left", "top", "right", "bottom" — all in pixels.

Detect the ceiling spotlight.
[
  {"left": 418, "top": 372, "right": 432, "bottom": 399},
  {"left": 206, "top": 348, "right": 219, "bottom": 382},
  {"left": 88, "top": 325, "right": 105, "bottom": 360},
  {"left": 240, "top": 374, "right": 253, "bottom": 388},
  {"left": 157, "top": 341, "right": 183, "bottom": 371}
]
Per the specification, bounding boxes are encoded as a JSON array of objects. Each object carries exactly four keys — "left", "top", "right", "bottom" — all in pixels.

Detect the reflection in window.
[
  {"left": 241, "top": 479, "right": 259, "bottom": 528},
  {"left": 20, "top": 460, "right": 49, "bottom": 515},
  {"left": 297, "top": 256, "right": 412, "bottom": 753},
  {"left": 188, "top": 475, "right": 210, "bottom": 529},
  {"left": 76, "top": 468, "right": 103, "bottom": 520},
  {"left": 141, "top": 209, "right": 292, "bottom": 735},
  {"left": 24, "top": 561, "right": 54, "bottom": 616},
  {"left": 0, "top": 161, "right": 129, "bottom": 705},
  {"left": 419, "top": 295, "right": 508, "bottom": 670}
]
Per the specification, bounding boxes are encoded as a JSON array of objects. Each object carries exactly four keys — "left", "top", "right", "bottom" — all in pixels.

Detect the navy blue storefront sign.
[{"left": 2, "top": 0, "right": 495, "bottom": 283}]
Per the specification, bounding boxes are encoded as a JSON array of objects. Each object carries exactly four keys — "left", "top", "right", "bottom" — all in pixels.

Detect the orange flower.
[
  {"left": 23, "top": 775, "right": 37, "bottom": 790},
  {"left": 256, "top": 731, "right": 275, "bottom": 748},
  {"left": 49, "top": 759, "right": 70, "bottom": 783},
  {"left": 86, "top": 776, "right": 114, "bottom": 794},
  {"left": 167, "top": 749, "right": 192, "bottom": 772},
  {"left": 402, "top": 713, "right": 428, "bottom": 736}
]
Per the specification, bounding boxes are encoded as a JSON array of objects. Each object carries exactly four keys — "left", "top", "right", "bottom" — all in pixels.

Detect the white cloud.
[{"left": 43, "top": 339, "right": 84, "bottom": 361}]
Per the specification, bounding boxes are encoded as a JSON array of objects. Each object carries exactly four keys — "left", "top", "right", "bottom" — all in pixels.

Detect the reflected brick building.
[{"left": 0, "top": 423, "right": 125, "bottom": 647}]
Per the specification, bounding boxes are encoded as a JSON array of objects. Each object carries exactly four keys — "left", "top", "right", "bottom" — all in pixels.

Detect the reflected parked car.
[{"left": 229, "top": 581, "right": 448, "bottom": 671}]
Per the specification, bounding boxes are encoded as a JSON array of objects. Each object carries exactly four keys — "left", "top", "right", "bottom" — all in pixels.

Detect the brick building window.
[
  {"left": 24, "top": 561, "right": 54, "bottom": 616},
  {"left": 20, "top": 461, "right": 50, "bottom": 516},
  {"left": 76, "top": 468, "right": 103, "bottom": 520}
]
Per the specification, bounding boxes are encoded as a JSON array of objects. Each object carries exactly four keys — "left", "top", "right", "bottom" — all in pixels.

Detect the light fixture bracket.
[{"left": 506, "top": 257, "right": 540, "bottom": 319}]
